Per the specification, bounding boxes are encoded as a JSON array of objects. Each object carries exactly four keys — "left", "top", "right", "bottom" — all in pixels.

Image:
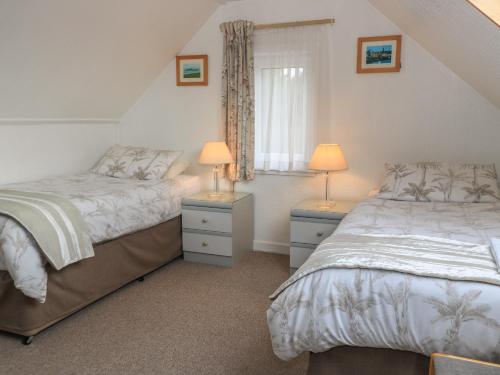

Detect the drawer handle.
[
  {"left": 316, "top": 231, "right": 324, "bottom": 237},
  {"left": 201, "top": 218, "right": 208, "bottom": 223},
  {"left": 202, "top": 241, "right": 208, "bottom": 247}
]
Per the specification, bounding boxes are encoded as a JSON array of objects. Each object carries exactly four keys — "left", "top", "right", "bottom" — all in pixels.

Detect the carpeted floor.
[{"left": 0, "top": 252, "right": 308, "bottom": 375}]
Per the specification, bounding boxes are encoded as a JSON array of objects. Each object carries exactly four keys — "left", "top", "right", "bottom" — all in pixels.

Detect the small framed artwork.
[
  {"left": 176, "top": 55, "right": 208, "bottom": 86},
  {"left": 357, "top": 35, "right": 402, "bottom": 73}
]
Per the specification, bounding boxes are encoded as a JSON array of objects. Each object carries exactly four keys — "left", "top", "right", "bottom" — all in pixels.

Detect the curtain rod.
[{"left": 254, "top": 18, "right": 335, "bottom": 30}]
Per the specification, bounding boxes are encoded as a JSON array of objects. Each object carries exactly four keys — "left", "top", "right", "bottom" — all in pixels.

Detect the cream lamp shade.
[
  {"left": 308, "top": 144, "right": 348, "bottom": 171},
  {"left": 198, "top": 141, "right": 233, "bottom": 165}
]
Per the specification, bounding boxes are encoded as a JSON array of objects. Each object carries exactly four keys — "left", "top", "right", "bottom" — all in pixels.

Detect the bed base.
[
  {"left": 20, "top": 258, "right": 181, "bottom": 346},
  {"left": 20, "top": 259, "right": 179, "bottom": 345},
  {"left": 0, "top": 216, "right": 182, "bottom": 344},
  {"left": 307, "top": 346, "right": 429, "bottom": 375}
]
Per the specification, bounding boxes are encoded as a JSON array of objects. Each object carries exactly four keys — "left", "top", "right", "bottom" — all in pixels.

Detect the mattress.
[
  {"left": 0, "top": 173, "right": 200, "bottom": 302},
  {"left": 267, "top": 198, "right": 500, "bottom": 362}
]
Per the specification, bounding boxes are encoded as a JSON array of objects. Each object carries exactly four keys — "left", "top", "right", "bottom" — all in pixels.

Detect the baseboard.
[{"left": 253, "top": 240, "right": 289, "bottom": 255}]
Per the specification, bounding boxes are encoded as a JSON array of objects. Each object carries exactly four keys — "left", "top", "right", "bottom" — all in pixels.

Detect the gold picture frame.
[
  {"left": 176, "top": 55, "right": 208, "bottom": 86},
  {"left": 357, "top": 35, "right": 402, "bottom": 74}
]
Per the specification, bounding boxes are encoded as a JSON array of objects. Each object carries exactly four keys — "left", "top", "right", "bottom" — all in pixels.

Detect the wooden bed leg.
[
  {"left": 138, "top": 276, "right": 145, "bottom": 282},
  {"left": 24, "top": 335, "right": 34, "bottom": 345}
]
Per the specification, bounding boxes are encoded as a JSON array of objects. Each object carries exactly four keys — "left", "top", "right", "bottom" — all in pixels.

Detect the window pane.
[
  {"left": 253, "top": 25, "right": 332, "bottom": 172},
  {"left": 255, "top": 67, "right": 308, "bottom": 171}
]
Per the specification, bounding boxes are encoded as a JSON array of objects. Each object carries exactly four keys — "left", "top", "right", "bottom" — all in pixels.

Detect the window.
[
  {"left": 467, "top": 0, "right": 500, "bottom": 26},
  {"left": 254, "top": 25, "right": 333, "bottom": 172},
  {"left": 255, "top": 66, "right": 308, "bottom": 171}
]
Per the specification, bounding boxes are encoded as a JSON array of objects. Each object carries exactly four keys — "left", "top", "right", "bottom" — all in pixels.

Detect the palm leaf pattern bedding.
[
  {"left": 267, "top": 198, "right": 500, "bottom": 362},
  {"left": 379, "top": 162, "right": 500, "bottom": 203},
  {"left": 0, "top": 173, "right": 199, "bottom": 302}
]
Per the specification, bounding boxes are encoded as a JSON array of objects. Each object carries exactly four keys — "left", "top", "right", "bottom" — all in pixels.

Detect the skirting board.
[{"left": 253, "top": 240, "right": 289, "bottom": 255}]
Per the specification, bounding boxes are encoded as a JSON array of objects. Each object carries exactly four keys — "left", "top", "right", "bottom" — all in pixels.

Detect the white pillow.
[
  {"left": 165, "top": 158, "right": 190, "bottom": 179},
  {"left": 92, "top": 145, "right": 182, "bottom": 180},
  {"left": 378, "top": 162, "right": 500, "bottom": 203}
]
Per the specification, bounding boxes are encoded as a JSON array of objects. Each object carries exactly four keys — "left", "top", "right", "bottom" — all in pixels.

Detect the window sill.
[{"left": 255, "top": 170, "right": 316, "bottom": 177}]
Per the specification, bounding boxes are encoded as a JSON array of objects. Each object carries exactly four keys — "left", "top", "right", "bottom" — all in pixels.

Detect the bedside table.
[
  {"left": 182, "top": 192, "right": 254, "bottom": 267},
  {"left": 290, "top": 200, "right": 357, "bottom": 274}
]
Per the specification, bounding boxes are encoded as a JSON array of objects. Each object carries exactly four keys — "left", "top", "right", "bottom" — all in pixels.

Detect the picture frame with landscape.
[
  {"left": 176, "top": 55, "right": 208, "bottom": 86},
  {"left": 357, "top": 35, "right": 402, "bottom": 73}
]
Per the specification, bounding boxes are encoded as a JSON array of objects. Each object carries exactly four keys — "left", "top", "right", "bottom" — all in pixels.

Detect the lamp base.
[
  {"left": 207, "top": 191, "right": 225, "bottom": 198},
  {"left": 317, "top": 200, "right": 336, "bottom": 210}
]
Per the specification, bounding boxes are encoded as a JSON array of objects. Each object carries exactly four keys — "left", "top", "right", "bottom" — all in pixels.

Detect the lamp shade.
[
  {"left": 198, "top": 141, "right": 233, "bottom": 165},
  {"left": 308, "top": 144, "right": 348, "bottom": 171}
]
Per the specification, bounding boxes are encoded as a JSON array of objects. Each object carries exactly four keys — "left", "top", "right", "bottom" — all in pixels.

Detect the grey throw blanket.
[
  {"left": 0, "top": 190, "right": 93, "bottom": 270},
  {"left": 271, "top": 233, "right": 500, "bottom": 299}
]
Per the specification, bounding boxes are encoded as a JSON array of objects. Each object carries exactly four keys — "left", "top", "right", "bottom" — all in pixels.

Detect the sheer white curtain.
[{"left": 254, "top": 25, "right": 333, "bottom": 172}]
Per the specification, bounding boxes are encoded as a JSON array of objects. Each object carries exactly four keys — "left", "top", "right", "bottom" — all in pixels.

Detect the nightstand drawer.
[
  {"left": 290, "top": 246, "right": 315, "bottom": 269},
  {"left": 182, "top": 232, "right": 232, "bottom": 257},
  {"left": 290, "top": 220, "right": 338, "bottom": 245},
  {"left": 182, "top": 209, "right": 232, "bottom": 233}
]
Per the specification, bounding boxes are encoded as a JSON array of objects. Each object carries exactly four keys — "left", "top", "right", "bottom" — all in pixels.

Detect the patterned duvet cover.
[
  {"left": 0, "top": 173, "right": 200, "bottom": 302},
  {"left": 267, "top": 198, "right": 500, "bottom": 362}
]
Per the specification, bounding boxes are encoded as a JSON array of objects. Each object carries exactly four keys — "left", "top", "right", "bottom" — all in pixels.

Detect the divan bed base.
[
  {"left": 0, "top": 216, "right": 183, "bottom": 342},
  {"left": 307, "top": 346, "right": 429, "bottom": 375}
]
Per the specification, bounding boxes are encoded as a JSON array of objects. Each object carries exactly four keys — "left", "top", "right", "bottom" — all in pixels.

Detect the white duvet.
[
  {"left": 0, "top": 173, "right": 200, "bottom": 302},
  {"left": 267, "top": 198, "right": 500, "bottom": 362}
]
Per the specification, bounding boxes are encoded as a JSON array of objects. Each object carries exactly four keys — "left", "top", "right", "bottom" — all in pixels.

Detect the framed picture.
[
  {"left": 176, "top": 55, "right": 208, "bottom": 86},
  {"left": 357, "top": 35, "right": 402, "bottom": 73}
]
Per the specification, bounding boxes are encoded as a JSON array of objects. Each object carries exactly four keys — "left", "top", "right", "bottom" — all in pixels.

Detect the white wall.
[
  {"left": 0, "top": 121, "right": 117, "bottom": 185},
  {"left": 368, "top": 0, "right": 500, "bottom": 109},
  {"left": 0, "top": 0, "right": 219, "bottom": 118},
  {"left": 120, "top": 0, "right": 500, "bottom": 253}
]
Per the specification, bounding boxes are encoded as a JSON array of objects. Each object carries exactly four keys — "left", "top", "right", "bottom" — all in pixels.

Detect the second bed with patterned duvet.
[{"left": 268, "top": 198, "right": 500, "bottom": 363}]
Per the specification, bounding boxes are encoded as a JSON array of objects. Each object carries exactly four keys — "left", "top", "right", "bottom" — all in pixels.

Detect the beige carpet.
[{"left": 0, "top": 252, "right": 308, "bottom": 375}]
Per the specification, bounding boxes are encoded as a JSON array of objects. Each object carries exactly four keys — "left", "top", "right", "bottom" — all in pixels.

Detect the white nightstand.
[
  {"left": 182, "top": 192, "right": 254, "bottom": 267},
  {"left": 290, "top": 200, "right": 357, "bottom": 274}
]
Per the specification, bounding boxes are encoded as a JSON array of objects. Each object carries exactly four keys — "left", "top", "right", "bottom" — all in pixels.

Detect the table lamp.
[
  {"left": 308, "top": 144, "right": 348, "bottom": 209},
  {"left": 199, "top": 141, "right": 234, "bottom": 197}
]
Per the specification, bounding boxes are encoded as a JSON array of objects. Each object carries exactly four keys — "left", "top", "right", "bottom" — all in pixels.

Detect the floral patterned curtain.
[{"left": 220, "top": 20, "right": 255, "bottom": 182}]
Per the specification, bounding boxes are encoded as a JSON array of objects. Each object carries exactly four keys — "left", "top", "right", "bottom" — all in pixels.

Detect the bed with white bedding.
[
  {"left": 268, "top": 197, "right": 500, "bottom": 364},
  {"left": 0, "top": 145, "right": 201, "bottom": 341},
  {"left": 0, "top": 173, "right": 200, "bottom": 303}
]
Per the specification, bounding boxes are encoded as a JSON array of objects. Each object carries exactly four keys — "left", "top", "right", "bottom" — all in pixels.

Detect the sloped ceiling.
[
  {"left": 0, "top": 0, "right": 220, "bottom": 119},
  {"left": 368, "top": 0, "right": 500, "bottom": 109}
]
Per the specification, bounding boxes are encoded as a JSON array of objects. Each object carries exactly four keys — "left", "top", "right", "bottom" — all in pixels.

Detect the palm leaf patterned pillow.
[
  {"left": 378, "top": 162, "right": 500, "bottom": 203},
  {"left": 92, "top": 145, "right": 182, "bottom": 180}
]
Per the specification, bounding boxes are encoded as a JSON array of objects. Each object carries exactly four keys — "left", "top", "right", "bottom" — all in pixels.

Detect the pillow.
[
  {"left": 165, "top": 158, "right": 190, "bottom": 179},
  {"left": 378, "top": 162, "right": 500, "bottom": 203},
  {"left": 93, "top": 145, "right": 182, "bottom": 180}
]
